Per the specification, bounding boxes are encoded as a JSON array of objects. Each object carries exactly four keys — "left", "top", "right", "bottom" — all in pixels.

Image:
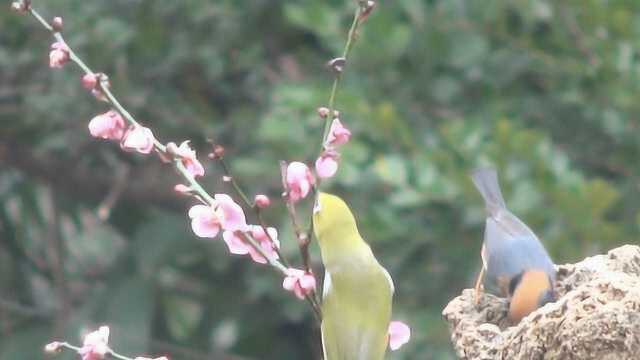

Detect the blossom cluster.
[
  {"left": 45, "top": 326, "right": 167, "bottom": 360},
  {"left": 37, "top": 8, "right": 411, "bottom": 355}
]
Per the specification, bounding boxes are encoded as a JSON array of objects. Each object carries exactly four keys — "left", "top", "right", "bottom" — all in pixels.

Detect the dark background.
[{"left": 1, "top": 1, "right": 639, "bottom": 359}]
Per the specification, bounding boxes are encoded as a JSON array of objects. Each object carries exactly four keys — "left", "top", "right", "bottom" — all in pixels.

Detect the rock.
[{"left": 442, "top": 245, "right": 640, "bottom": 360}]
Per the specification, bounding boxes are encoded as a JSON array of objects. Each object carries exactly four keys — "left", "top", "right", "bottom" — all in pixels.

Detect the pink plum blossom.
[
  {"left": 78, "top": 326, "right": 110, "bottom": 360},
  {"left": 325, "top": 118, "right": 351, "bottom": 147},
  {"left": 121, "top": 126, "right": 155, "bottom": 154},
  {"left": 222, "top": 225, "right": 280, "bottom": 263},
  {"left": 189, "top": 205, "right": 221, "bottom": 238},
  {"left": 388, "top": 321, "right": 411, "bottom": 351},
  {"left": 88, "top": 110, "right": 127, "bottom": 141},
  {"left": 188, "top": 195, "right": 247, "bottom": 238},
  {"left": 49, "top": 41, "right": 70, "bottom": 69},
  {"left": 214, "top": 194, "right": 247, "bottom": 232},
  {"left": 175, "top": 141, "right": 205, "bottom": 177},
  {"left": 282, "top": 268, "right": 316, "bottom": 300},
  {"left": 315, "top": 150, "right": 340, "bottom": 179},
  {"left": 286, "top": 162, "right": 314, "bottom": 202}
]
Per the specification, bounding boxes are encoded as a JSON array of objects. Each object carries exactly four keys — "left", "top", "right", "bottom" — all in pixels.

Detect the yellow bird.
[{"left": 313, "top": 192, "right": 394, "bottom": 360}]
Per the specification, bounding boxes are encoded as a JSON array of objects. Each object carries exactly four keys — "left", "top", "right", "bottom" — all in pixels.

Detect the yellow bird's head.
[
  {"left": 313, "top": 192, "right": 358, "bottom": 243},
  {"left": 508, "top": 270, "right": 556, "bottom": 323}
]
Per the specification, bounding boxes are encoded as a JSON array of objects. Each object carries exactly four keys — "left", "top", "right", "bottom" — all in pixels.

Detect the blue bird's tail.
[{"left": 471, "top": 167, "right": 507, "bottom": 217}]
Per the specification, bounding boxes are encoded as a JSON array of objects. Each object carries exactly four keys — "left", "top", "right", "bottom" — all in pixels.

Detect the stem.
[
  {"left": 239, "top": 232, "right": 287, "bottom": 274},
  {"left": 217, "top": 157, "right": 253, "bottom": 209},
  {"left": 319, "top": 7, "right": 362, "bottom": 151},
  {"left": 256, "top": 209, "right": 291, "bottom": 268}
]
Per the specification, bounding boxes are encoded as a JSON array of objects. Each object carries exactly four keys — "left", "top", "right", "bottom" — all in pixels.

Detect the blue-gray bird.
[{"left": 472, "top": 167, "right": 556, "bottom": 322}]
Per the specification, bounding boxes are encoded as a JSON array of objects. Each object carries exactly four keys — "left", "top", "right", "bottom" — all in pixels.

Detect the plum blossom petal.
[
  {"left": 286, "top": 162, "right": 315, "bottom": 202},
  {"left": 121, "top": 126, "right": 155, "bottom": 154},
  {"left": 222, "top": 230, "right": 251, "bottom": 255},
  {"left": 188, "top": 204, "right": 221, "bottom": 238},
  {"left": 78, "top": 326, "right": 110, "bottom": 360},
  {"left": 49, "top": 41, "right": 70, "bottom": 69},
  {"left": 175, "top": 141, "right": 205, "bottom": 177},
  {"left": 326, "top": 118, "right": 351, "bottom": 147},
  {"left": 246, "top": 225, "right": 280, "bottom": 264},
  {"left": 315, "top": 150, "right": 340, "bottom": 179},
  {"left": 388, "top": 321, "right": 411, "bottom": 351},
  {"left": 215, "top": 194, "right": 247, "bottom": 232},
  {"left": 88, "top": 110, "right": 126, "bottom": 141},
  {"left": 282, "top": 268, "right": 316, "bottom": 300},
  {"left": 173, "top": 184, "right": 191, "bottom": 194}
]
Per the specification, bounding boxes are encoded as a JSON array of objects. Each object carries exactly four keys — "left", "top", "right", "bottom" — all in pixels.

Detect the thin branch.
[{"left": 25, "top": 3, "right": 293, "bottom": 294}]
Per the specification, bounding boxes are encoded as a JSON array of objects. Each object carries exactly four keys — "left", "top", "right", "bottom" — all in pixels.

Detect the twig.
[{"left": 97, "top": 165, "right": 130, "bottom": 221}]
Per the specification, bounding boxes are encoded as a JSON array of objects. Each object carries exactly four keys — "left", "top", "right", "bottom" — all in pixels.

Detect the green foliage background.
[{"left": 1, "top": 0, "right": 639, "bottom": 359}]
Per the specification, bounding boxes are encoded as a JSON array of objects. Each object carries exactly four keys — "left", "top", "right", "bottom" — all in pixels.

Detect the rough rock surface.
[{"left": 442, "top": 245, "right": 640, "bottom": 360}]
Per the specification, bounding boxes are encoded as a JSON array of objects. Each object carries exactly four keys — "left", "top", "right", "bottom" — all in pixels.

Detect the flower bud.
[
  {"left": 52, "top": 16, "right": 64, "bottom": 32},
  {"left": 359, "top": 1, "right": 376, "bottom": 21},
  {"left": 174, "top": 184, "right": 192, "bottom": 195},
  {"left": 327, "top": 57, "right": 346, "bottom": 73},
  {"left": 82, "top": 73, "right": 98, "bottom": 90},
  {"left": 254, "top": 194, "right": 271, "bottom": 208},
  {"left": 317, "top": 107, "right": 330, "bottom": 119},
  {"left": 212, "top": 144, "right": 225, "bottom": 159},
  {"left": 10, "top": 2, "right": 24, "bottom": 12},
  {"left": 44, "top": 341, "right": 63, "bottom": 353}
]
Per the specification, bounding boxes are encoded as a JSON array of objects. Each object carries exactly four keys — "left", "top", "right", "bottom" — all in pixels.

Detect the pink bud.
[
  {"left": 174, "top": 184, "right": 191, "bottom": 194},
  {"left": 211, "top": 144, "right": 225, "bottom": 159},
  {"left": 10, "top": 1, "right": 27, "bottom": 13},
  {"left": 49, "top": 41, "right": 70, "bottom": 69},
  {"left": 52, "top": 16, "right": 63, "bottom": 32},
  {"left": 82, "top": 73, "right": 98, "bottom": 90},
  {"left": 254, "top": 194, "right": 270, "bottom": 208},
  {"left": 44, "top": 341, "right": 63, "bottom": 353},
  {"left": 317, "top": 107, "right": 330, "bottom": 118}
]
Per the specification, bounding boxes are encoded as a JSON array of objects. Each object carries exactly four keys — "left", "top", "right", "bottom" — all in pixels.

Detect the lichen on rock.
[{"left": 442, "top": 245, "right": 640, "bottom": 360}]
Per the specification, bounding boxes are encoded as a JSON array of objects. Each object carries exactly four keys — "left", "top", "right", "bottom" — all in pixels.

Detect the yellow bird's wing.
[{"left": 321, "top": 262, "right": 393, "bottom": 360}]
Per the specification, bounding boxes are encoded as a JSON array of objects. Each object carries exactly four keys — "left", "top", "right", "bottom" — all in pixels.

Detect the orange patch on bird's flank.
[{"left": 508, "top": 270, "right": 551, "bottom": 323}]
